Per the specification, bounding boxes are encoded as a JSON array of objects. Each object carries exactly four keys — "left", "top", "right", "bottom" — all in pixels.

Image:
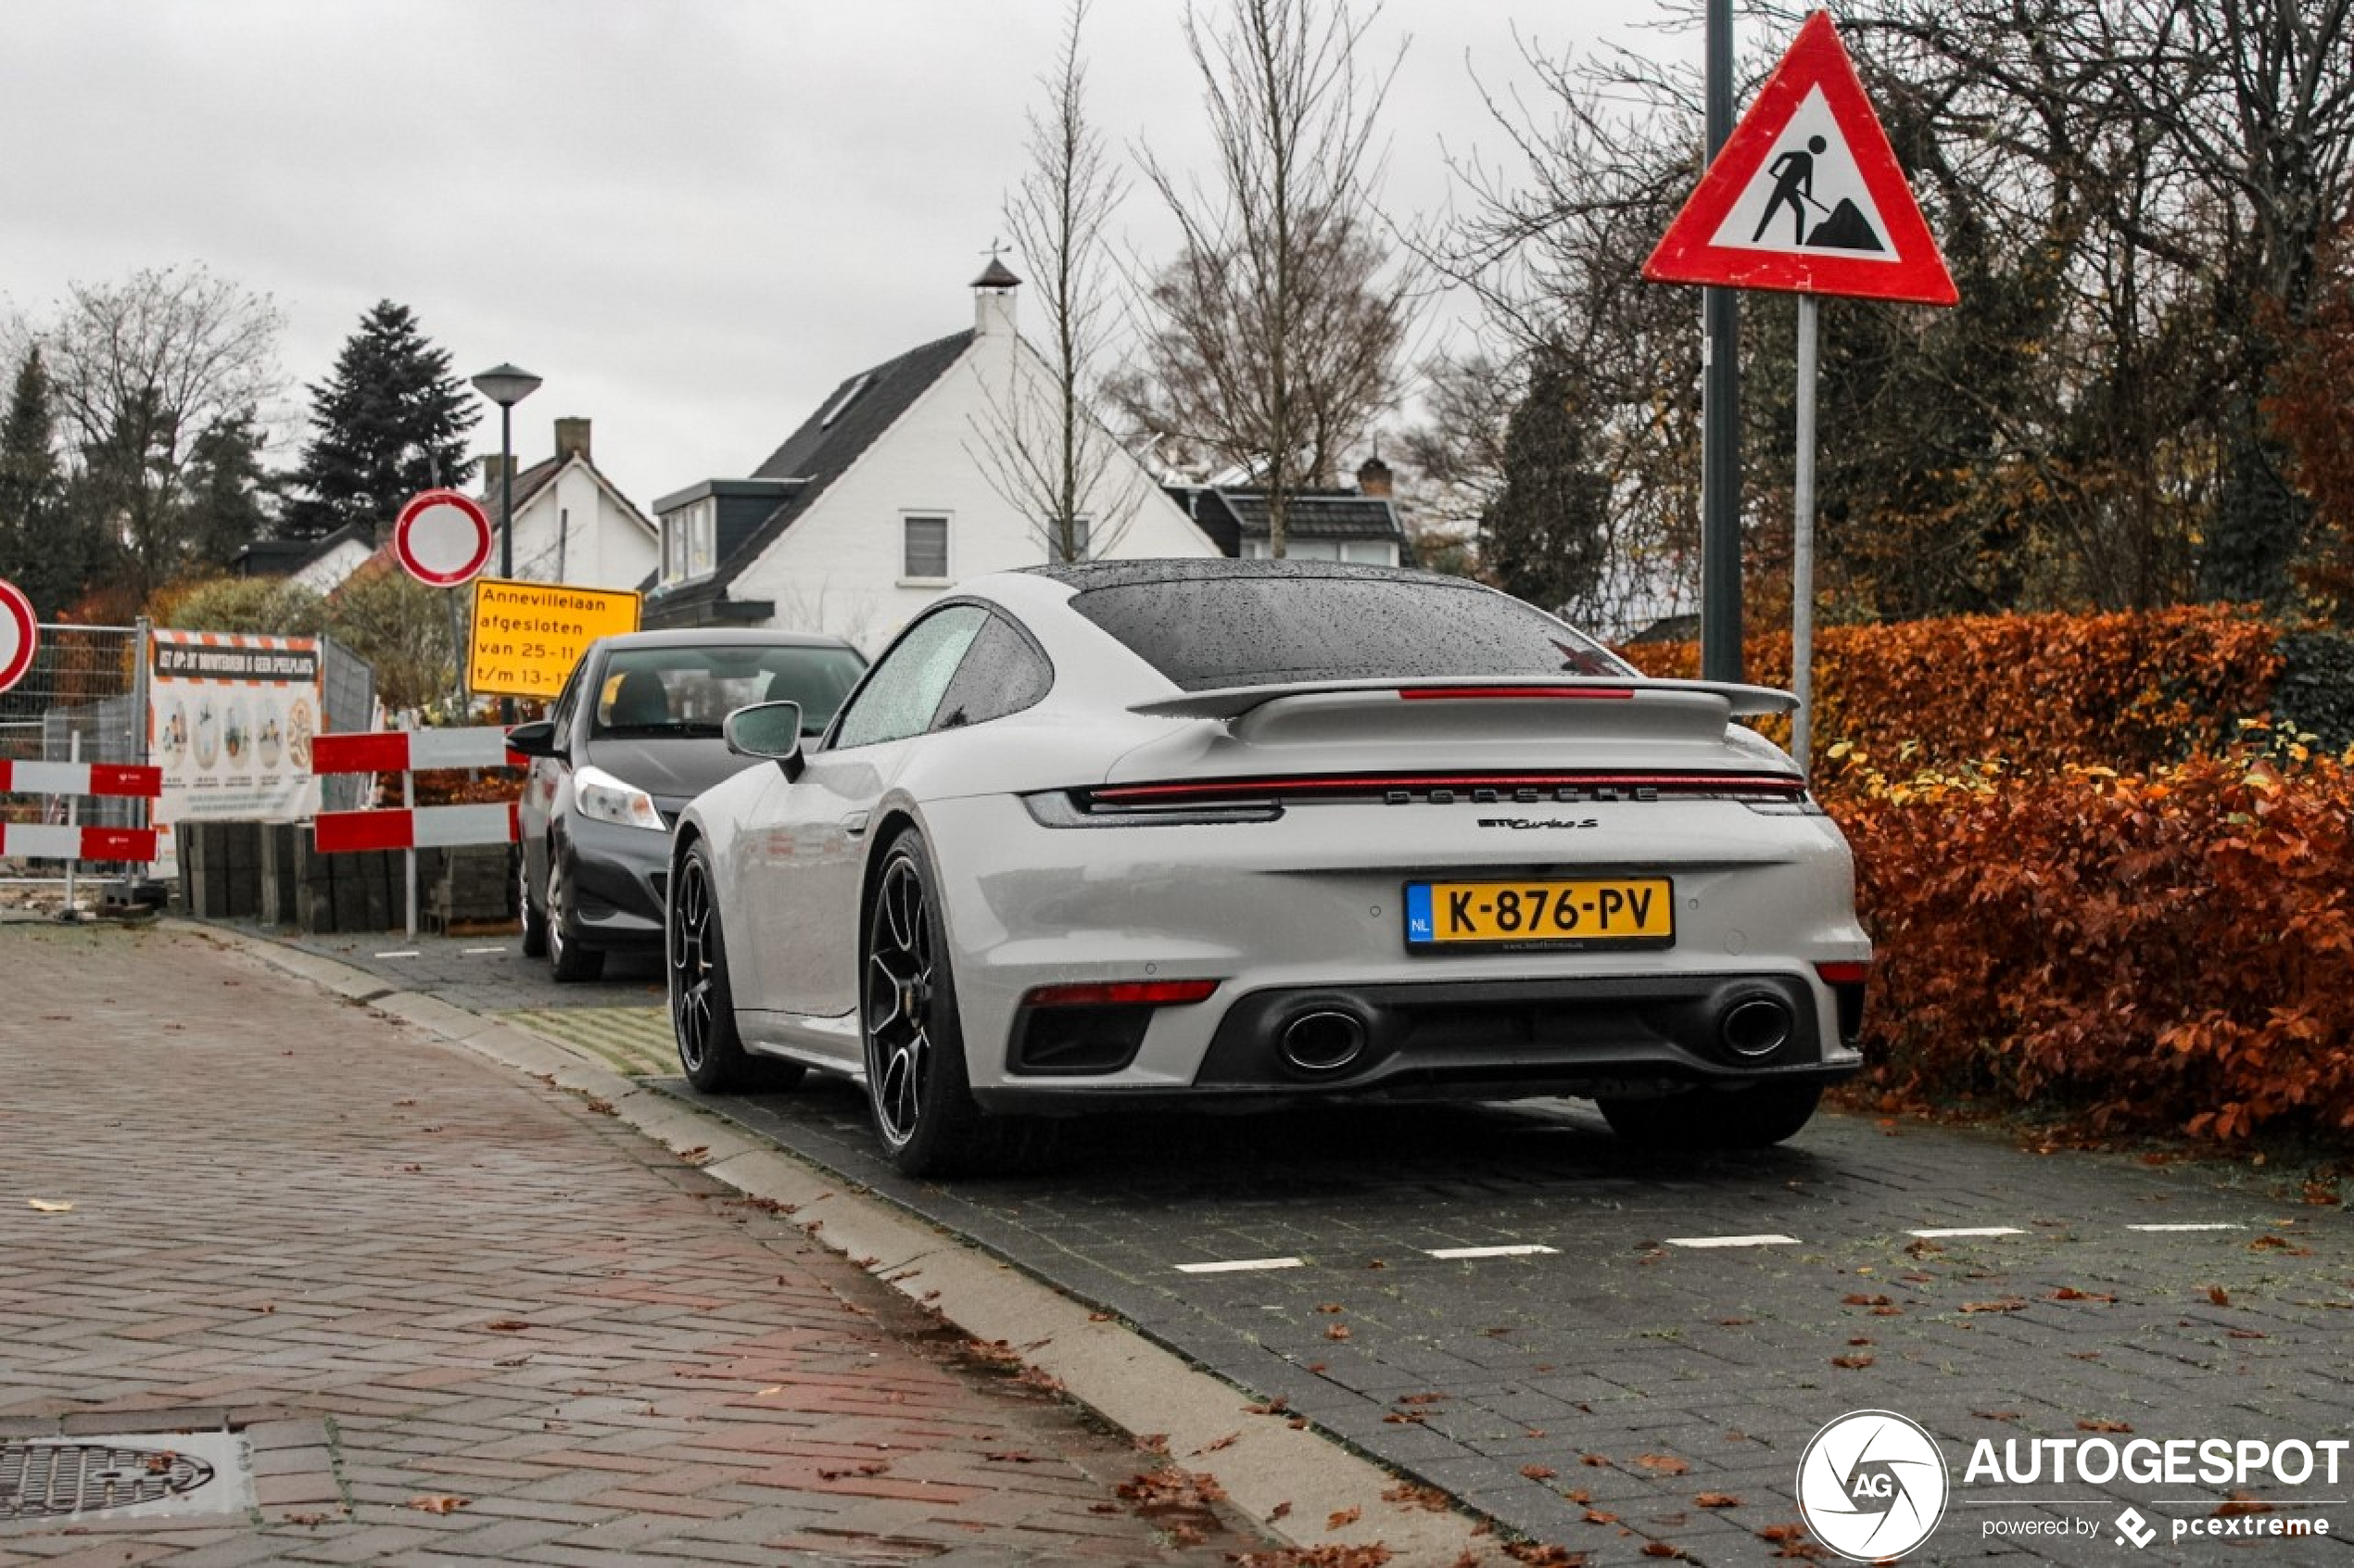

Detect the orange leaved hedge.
[
  {"left": 1828, "top": 750, "right": 2354, "bottom": 1142},
  {"left": 1624, "top": 606, "right": 2282, "bottom": 771}
]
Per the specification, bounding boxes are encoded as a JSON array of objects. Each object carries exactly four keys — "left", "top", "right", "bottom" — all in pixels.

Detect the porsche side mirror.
[
  {"left": 725, "top": 700, "right": 805, "bottom": 780},
  {"left": 505, "top": 719, "right": 560, "bottom": 759}
]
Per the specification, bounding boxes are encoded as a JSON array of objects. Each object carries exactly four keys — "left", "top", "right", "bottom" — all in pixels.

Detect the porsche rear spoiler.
[{"left": 1128, "top": 676, "right": 1799, "bottom": 722}]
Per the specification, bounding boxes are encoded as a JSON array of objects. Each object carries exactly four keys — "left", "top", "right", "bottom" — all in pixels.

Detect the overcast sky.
[{"left": 3, "top": 1, "right": 1692, "bottom": 515}]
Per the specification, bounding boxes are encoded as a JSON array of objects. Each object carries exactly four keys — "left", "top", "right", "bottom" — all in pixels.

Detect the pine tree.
[
  {"left": 182, "top": 411, "right": 274, "bottom": 569},
  {"left": 1480, "top": 355, "right": 1611, "bottom": 618},
  {"left": 285, "top": 300, "right": 479, "bottom": 543},
  {"left": 0, "top": 347, "right": 102, "bottom": 618}
]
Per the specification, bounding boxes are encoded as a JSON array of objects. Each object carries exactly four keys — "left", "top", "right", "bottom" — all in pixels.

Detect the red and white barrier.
[
  {"left": 0, "top": 759, "right": 163, "bottom": 866},
  {"left": 0, "top": 823, "right": 158, "bottom": 861},
  {"left": 310, "top": 724, "right": 522, "bottom": 857},
  {"left": 0, "top": 760, "right": 165, "bottom": 798}
]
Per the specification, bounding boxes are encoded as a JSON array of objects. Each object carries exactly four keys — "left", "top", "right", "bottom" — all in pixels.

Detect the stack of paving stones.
[
  {"left": 427, "top": 843, "right": 515, "bottom": 931},
  {"left": 176, "top": 820, "right": 264, "bottom": 920}
]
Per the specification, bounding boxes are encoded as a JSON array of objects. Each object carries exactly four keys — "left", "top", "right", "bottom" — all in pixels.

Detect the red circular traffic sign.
[
  {"left": 393, "top": 488, "right": 496, "bottom": 588},
  {"left": 0, "top": 576, "right": 36, "bottom": 695}
]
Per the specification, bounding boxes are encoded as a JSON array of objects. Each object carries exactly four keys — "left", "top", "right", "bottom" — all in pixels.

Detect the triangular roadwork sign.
[{"left": 1644, "top": 10, "right": 1957, "bottom": 306}]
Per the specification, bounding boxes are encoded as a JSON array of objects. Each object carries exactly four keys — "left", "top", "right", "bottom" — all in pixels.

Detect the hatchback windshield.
[{"left": 591, "top": 645, "right": 867, "bottom": 738}]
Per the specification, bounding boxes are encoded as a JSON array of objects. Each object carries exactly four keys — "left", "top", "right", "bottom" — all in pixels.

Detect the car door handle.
[{"left": 842, "top": 811, "right": 870, "bottom": 839}]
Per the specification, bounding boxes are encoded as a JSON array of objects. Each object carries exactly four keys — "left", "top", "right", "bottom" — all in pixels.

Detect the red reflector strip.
[
  {"left": 1398, "top": 686, "right": 1634, "bottom": 701},
  {"left": 1021, "top": 980, "right": 1220, "bottom": 1009},
  {"left": 1090, "top": 773, "right": 1806, "bottom": 803},
  {"left": 1816, "top": 962, "right": 1870, "bottom": 986}
]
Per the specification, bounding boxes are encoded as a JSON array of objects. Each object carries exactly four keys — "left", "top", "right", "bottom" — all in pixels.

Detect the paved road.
[
  {"left": 0, "top": 921, "right": 1276, "bottom": 1567},
  {"left": 223, "top": 929, "right": 2354, "bottom": 1564}
]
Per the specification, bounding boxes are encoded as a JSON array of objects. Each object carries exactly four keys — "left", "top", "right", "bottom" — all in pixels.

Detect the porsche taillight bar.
[{"left": 1084, "top": 771, "right": 1808, "bottom": 806}]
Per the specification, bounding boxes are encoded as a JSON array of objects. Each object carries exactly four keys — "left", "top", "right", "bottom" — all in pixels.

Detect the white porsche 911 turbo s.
[{"left": 666, "top": 560, "right": 1871, "bottom": 1175}]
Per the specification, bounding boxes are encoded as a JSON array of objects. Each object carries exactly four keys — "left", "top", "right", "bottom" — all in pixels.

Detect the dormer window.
[{"left": 660, "top": 498, "right": 716, "bottom": 585}]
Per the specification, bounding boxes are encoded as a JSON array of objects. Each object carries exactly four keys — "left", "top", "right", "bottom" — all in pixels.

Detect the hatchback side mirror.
[
  {"left": 505, "top": 718, "right": 560, "bottom": 759},
  {"left": 725, "top": 700, "right": 804, "bottom": 780}
]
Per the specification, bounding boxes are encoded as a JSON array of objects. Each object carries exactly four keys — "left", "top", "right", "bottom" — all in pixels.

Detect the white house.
[
  {"left": 474, "top": 418, "right": 660, "bottom": 592},
  {"left": 643, "top": 263, "right": 1218, "bottom": 649}
]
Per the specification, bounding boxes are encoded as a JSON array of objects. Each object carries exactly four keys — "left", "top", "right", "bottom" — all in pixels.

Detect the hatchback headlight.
[{"left": 576, "top": 765, "right": 664, "bottom": 831}]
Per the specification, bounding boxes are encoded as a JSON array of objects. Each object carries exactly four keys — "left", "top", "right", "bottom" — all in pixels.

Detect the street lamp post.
[{"left": 470, "top": 363, "right": 542, "bottom": 723}]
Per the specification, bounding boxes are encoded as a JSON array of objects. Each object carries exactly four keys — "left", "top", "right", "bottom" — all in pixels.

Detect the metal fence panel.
[
  {"left": 318, "top": 635, "right": 376, "bottom": 813},
  {"left": 0, "top": 623, "right": 146, "bottom": 881}
]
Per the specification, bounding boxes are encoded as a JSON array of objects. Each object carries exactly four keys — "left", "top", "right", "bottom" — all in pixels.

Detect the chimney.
[
  {"left": 554, "top": 417, "right": 592, "bottom": 462},
  {"left": 972, "top": 255, "right": 1021, "bottom": 337},
  {"left": 1355, "top": 454, "right": 1395, "bottom": 499},
  {"left": 477, "top": 453, "right": 514, "bottom": 495}
]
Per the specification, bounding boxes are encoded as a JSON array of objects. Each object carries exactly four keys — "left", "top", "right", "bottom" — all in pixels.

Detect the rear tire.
[
  {"left": 1598, "top": 1081, "right": 1823, "bottom": 1150},
  {"left": 670, "top": 841, "right": 804, "bottom": 1094},
  {"left": 860, "top": 828, "right": 1058, "bottom": 1176}
]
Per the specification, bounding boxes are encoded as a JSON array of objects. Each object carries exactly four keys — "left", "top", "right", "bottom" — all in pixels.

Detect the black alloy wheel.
[
  {"left": 670, "top": 842, "right": 802, "bottom": 1094},
  {"left": 861, "top": 830, "right": 988, "bottom": 1175}
]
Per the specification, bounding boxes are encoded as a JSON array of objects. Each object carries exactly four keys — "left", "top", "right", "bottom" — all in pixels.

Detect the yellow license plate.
[{"left": 1405, "top": 878, "right": 1675, "bottom": 950}]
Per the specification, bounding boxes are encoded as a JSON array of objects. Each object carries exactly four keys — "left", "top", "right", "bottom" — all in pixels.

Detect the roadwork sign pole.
[
  {"left": 1701, "top": 0, "right": 1743, "bottom": 687},
  {"left": 1791, "top": 295, "right": 1819, "bottom": 771}
]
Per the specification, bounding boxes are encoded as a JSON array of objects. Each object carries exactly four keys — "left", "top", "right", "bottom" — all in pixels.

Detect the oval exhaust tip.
[
  {"left": 1280, "top": 1010, "right": 1367, "bottom": 1075},
  {"left": 1721, "top": 996, "right": 1793, "bottom": 1059}
]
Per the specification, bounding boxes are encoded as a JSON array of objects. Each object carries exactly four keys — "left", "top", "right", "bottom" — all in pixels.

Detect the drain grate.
[{"left": 0, "top": 1432, "right": 251, "bottom": 1524}]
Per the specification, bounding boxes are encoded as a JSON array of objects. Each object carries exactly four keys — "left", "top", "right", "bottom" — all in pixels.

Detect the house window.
[
  {"left": 660, "top": 499, "right": 716, "bottom": 586},
  {"left": 903, "top": 514, "right": 949, "bottom": 581},
  {"left": 1343, "top": 539, "right": 1398, "bottom": 566},
  {"left": 1044, "top": 516, "right": 1091, "bottom": 563}
]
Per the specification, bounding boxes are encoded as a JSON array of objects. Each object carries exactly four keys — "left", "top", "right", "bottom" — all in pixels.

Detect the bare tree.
[
  {"left": 38, "top": 263, "right": 285, "bottom": 601},
  {"left": 968, "top": 0, "right": 1149, "bottom": 563},
  {"left": 1125, "top": 0, "right": 1411, "bottom": 556}
]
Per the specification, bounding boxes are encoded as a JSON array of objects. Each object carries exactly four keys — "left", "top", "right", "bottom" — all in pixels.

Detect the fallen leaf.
[
  {"left": 1521, "top": 1464, "right": 1557, "bottom": 1481},
  {"left": 1584, "top": 1509, "right": 1619, "bottom": 1525},
  {"left": 1960, "top": 1296, "right": 2029, "bottom": 1313},
  {"left": 1696, "top": 1492, "right": 1740, "bottom": 1508},
  {"left": 1327, "top": 1505, "right": 1362, "bottom": 1530},
  {"left": 1830, "top": 1355, "right": 1875, "bottom": 1369},
  {"left": 2078, "top": 1419, "right": 2133, "bottom": 1434},
  {"left": 1325, "top": 1323, "right": 1352, "bottom": 1341},
  {"left": 404, "top": 1495, "right": 469, "bottom": 1514},
  {"left": 2208, "top": 1284, "right": 2232, "bottom": 1308},
  {"left": 1317, "top": 1302, "right": 1347, "bottom": 1314},
  {"left": 1271, "top": 1500, "right": 1292, "bottom": 1520},
  {"left": 1201, "top": 1432, "right": 1239, "bottom": 1453},
  {"left": 1642, "top": 1545, "right": 1682, "bottom": 1559},
  {"left": 1634, "top": 1454, "right": 1690, "bottom": 1476},
  {"left": 2215, "top": 1493, "right": 2271, "bottom": 1518},
  {"left": 484, "top": 1319, "right": 531, "bottom": 1332},
  {"left": 26, "top": 1198, "right": 73, "bottom": 1213},
  {"left": 1841, "top": 1294, "right": 1892, "bottom": 1307},
  {"left": 2049, "top": 1287, "right": 2117, "bottom": 1303},
  {"left": 1716, "top": 1317, "right": 1755, "bottom": 1327}
]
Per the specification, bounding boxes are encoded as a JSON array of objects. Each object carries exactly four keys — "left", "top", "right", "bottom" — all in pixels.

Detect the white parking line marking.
[
  {"left": 2128, "top": 1222, "right": 2245, "bottom": 1232},
  {"left": 463, "top": 946, "right": 508, "bottom": 955},
  {"left": 1426, "top": 1244, "right": 1560, "bottom": 1260},
  {"left": 373, "top": 950, "right": 420, "bottom": 959},
  {"left": 1664, "top": 1234, "right": 1801, "bottom": 1248},
  {"left": 1175, "top": 1258, "right": 1305, "bottom": 1274},
  {"left": 1909, "top": 1227, "right": 2024, "bottom": 1238}
]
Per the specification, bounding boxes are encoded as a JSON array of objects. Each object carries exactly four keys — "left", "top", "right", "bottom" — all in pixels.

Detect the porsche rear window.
[{"left": 1068, "top": 575, "right": 1631, "bottom": 690}]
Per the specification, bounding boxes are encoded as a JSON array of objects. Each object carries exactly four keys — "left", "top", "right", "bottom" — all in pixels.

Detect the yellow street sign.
[{"left": 467, "top": 578, "right": 641, "bottom": 700}]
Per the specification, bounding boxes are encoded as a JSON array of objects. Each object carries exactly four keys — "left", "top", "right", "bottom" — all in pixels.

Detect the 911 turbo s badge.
[{"left": 1476, "top": 817, "right": 1601, "bottom": 830}]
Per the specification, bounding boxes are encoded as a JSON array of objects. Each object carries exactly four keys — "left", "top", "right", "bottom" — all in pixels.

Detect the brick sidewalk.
[{"left": 0, "top": 921, "right": 1273, "bottom": 1566}]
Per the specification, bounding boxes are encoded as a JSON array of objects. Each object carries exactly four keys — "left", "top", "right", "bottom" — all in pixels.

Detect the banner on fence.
[{"left": 150, "top": 629, "right": 327, "bottom": 874}]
